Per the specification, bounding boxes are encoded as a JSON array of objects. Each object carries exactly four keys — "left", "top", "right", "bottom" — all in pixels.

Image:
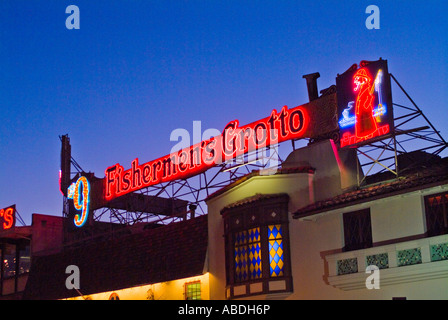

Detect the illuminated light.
[
  {"left": 338, "top": 102, "right": 355, "bottom": 128},
  {"left": 58, "top": 170, "right": 64, "bottom": 195},
  {"left": 63, "top": 273, "right": 210, "bottom": 300},
  {"left": 374, "top": 69, "right": 385, "bottom": 121},
  {"left": 104, "top": 105, "right": 310, "bottom": 201},
  {"left": 67, "top": 182, "right": 75, "bottom": 199},
  {"left": 67, "top": 176, "right": 90, "bottom": 227}
]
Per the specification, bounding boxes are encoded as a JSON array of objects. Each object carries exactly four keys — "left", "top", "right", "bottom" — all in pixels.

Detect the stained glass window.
[
  {"left": 234, "top": 228, "right": 262, "bottom": 282},
  {"left": 268, "top": 224, "right": 284, "bottom": 277},
  {"left": 234, "top": 230, "right": 248, "bottom": 282},
  {"left": 235, "top": 225, "right": 286, "bottom": 281},
  {"left": 248, "top": 228, "right": 262, "bottom": 279},
  {"left": 222, "top": 193, "right": 291, "bottom": 297}
]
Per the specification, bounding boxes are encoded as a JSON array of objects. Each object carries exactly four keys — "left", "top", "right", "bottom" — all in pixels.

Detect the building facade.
[
  {"left": 206, "top": 139, "right": 448, "bottom": 299},
  {"left": 20, "top": 139, "right": 448, "bottom": 300},
  {"left": 24, "top": 214, "right": 209, "bottom": 300}
]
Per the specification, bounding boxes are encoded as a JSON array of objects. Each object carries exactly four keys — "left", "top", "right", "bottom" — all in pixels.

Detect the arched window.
[{"left": 109, "top": 292, "right": 120, "bottom": 300}]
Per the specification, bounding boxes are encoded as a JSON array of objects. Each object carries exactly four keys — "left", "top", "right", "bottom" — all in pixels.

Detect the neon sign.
[
  {"left": 336, "top": 59, "right": 393, "bottom": 148},
  {"left": 104, "top": 105, "right": 311, "bottom": 201},
  {"left": 0, "top": 205, "right": 15, "bottom": 230},
  {"left": 67, "top": 176, "right": 90, "bottom": 227}
]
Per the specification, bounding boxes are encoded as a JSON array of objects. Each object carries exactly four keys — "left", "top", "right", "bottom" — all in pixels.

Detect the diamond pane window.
[
  {"left": 248, "top": 228, "right": 262, "bottom": 279},
  {"left": 234, "top": 230, "right": 248, "bottom": 282},
  {"left": 222, "top": 193, "right": 292, "bottom": 297},
  {"left": 268, "top": 225, "right": 284, "bottom": 277}
]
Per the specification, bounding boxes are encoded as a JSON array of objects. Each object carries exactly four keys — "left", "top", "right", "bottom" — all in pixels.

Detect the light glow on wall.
[{"left": 63, "top": 273, "right": 209, "bottom": 300}]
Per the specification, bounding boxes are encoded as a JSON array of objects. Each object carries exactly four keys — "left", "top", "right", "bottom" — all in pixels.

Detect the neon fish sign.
[
  {"left": 336, "top": 59, "right": 393, "bottom": 148},
  {"left": 67, "top": 176, "right": 90, "bottom": 227},
  {"left": 339, "top": 69, "right": 387, "bottom": 129},
  {"left": 104, "top": 105, "right": 310, "bottom": 201}
]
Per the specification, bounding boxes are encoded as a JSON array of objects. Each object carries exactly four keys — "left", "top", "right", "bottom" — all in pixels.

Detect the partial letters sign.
[
  {"left": 103, "top": 95, "right": 338, "bottom": 202},
  {"left": 0, "top": 205, "right": 16, "bottom": 231}
]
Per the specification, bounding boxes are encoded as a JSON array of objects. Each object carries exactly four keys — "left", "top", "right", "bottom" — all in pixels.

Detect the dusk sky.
[{"left": 1, "top": 1, "right": 447, "bottom": 225}]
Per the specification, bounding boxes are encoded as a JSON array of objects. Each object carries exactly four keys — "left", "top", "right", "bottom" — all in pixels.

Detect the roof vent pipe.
[{"left": 302, "top": 72, "right": 320, "bottom": 102}]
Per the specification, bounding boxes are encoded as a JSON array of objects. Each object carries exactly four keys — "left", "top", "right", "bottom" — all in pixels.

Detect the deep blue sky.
[{"left": 1, "top": 1, "right": 447, "bottom": 225}]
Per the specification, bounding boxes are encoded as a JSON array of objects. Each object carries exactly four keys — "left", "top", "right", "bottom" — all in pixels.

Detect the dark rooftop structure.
[{"left": 23, "top": 215, "right": 208, "bottom": 300}]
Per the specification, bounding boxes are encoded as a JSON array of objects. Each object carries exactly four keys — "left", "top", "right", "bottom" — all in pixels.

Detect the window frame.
[
  {"left": 222, "top": 194, "right": 292, "bottom": 299},
  {"left": 342, "top": 208, "right": 373, "bottom": 252},
  {"left": 184, "top": 280, "right": 201, "bottom": 300},
  {"left": 424, "top": 191, "right": 448, "bottom": 237}
]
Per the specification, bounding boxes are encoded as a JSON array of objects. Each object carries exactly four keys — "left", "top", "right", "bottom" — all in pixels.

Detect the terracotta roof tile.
[
  {"left": 293, "top": 158, "right": 448, "bottom": 219},
  {"left": 221, "top": 193, "right": 289, "bottom": 213}
]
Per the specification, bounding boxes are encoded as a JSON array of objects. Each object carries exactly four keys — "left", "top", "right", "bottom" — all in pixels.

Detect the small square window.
[
  {"left": 425, "top": 192, "right": 448, "bottom": 237},
  {"left": 185, "top": 281, "right": 201, "bottom": 300}
]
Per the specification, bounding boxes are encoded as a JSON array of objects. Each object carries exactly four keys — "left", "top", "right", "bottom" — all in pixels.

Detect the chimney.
[
  {"left": 302, "top": 72, "right": 320, "bottom": 102},
  {"left": 189, "top": 204, "right": 197, "bottom": 219}
]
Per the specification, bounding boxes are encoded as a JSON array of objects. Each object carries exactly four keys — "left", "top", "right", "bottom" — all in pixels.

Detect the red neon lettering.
[
  {"left": 131, "top": 159, "right": 142, "bottom": 189},
  {"left": 4, "top": 208, "right": 14, "bottom": 229},
  {"left": 0, "top": 207, "right": 14, "bottom": 230},
  {"left": 223, "top": 121, "right": 238, "bottom": 159},
  {"left": 105, "top": 165, "right": 117, "bottom": 198},
  {"left": 104, "top": 105, "right": 309, "bottom": 201},
  {"left": 142, "top": 163, "right": 152, "bottom": 184}
]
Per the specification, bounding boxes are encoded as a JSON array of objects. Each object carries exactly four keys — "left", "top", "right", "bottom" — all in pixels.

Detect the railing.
[{"left": 325, "top": 234, "right": 448, "bottom": 290}]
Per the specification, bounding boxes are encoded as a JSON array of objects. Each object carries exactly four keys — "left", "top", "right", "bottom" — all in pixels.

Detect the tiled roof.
[
  {"left": 293, "top": 158, "right": 448, "bottom": 219},
  {"left": 23, "top": 215, "right": 208, "bottom": 300}
]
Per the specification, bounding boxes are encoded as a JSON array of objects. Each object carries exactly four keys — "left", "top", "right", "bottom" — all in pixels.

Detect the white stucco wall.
[{"left": 205, "top": 139, "right": 448, "bottom": 300}]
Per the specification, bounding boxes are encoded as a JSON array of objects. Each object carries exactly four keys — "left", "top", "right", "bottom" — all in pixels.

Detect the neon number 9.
[{"left": 70, "top": 176, "right": 90, "bottom": 227}]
